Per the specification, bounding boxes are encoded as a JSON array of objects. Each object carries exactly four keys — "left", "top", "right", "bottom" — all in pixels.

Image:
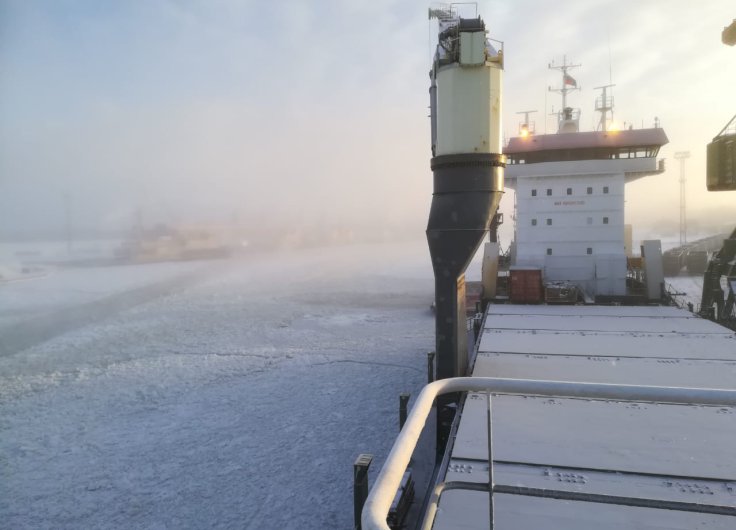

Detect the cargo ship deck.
[{"left": 429, "top": 303, "right": 736, "bottom": 529}]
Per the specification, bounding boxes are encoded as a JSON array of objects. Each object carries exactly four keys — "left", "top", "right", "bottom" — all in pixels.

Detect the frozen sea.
[{"left": 0, "top": 242, "right": 435, "bottom": 529}]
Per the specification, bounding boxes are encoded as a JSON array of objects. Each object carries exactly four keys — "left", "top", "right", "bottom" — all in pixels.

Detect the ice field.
[{"left": 1, "top": 242, "right": 435, "bottom": 529}]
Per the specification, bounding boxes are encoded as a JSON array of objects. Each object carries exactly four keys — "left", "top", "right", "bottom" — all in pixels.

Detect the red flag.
[{"left": 564, "top": 74, "right": 577, "bottom": 87}]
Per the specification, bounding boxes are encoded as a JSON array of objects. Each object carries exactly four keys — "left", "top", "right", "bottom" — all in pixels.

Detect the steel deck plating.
[{"left": 431, "top": 304, "right": 736, "bottom": 529}]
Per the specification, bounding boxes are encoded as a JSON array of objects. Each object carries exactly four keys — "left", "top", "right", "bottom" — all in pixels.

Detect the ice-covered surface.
[
  {"left": 0, "top": 239, "right": 122, "bottom": 265},
  {"left": 0, "top": 242, "right": 435, "bottom": 529},
  {"left": 666, "top": 274, "right": 705, "bottom": 310},
  {"left": 0, "top": 261, "right": 209, "bottom": 329},
  {"left": 432, "top": 303, "right": 736, "bottom": 530}
]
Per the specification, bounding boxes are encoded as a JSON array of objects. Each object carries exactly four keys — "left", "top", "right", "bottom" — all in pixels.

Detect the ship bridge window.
[
  {"left": 531, "top": 218, "right": 537, "bottom": 226},
  {"left": 567, "top": 187, "right": 572, "bottom": 195},
  {"left": 617, "top": 146, "right": 660, "bottom": 159},
  {"left": 546, "top": 248, "right": 553, "bottom": 255},
  {"left": 603, "top": 216, "right": 609, "bottom": 224},
  {"left": 546, "top": 218, "right": 552, "bottom": 226},
  {"left": 531, "top": 189, "right": 537, "bottom": 197},
  {"left": 546, "top": 188, "right": 552, "bottom": 196},
  {"left": 587, "top": 186, "right": 593, "bottom": 194},
  {"left": 510, "top": 145, "right": 662, "bottom": 164},
  {"left": 587, "top": 247, "right": 593, "bottom": 255},
  {"left": 603, "top": 186, "right": 609, "bottom": 194}
]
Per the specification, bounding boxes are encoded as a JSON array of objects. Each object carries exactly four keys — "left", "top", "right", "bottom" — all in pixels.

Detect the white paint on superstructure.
[
  {"left": 504, "top": 140, "right": 665, "bottom": 297},
  {"left": 508, "top": 165, "right": 626, "bottom": 295}
]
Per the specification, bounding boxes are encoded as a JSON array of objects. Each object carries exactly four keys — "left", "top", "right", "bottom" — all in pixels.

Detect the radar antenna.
[{"left": 516, "top": 110, "right": 537, "bottom": 136}]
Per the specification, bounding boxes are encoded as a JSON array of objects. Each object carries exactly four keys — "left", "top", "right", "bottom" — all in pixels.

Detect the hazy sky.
[{"left": 1, "top": 0, "right": 734, "bottom": 242}]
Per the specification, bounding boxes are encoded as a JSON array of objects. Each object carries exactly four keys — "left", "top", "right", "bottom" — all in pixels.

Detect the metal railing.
[
  {"left": 361, "top": 377, "right": 736, "bottom": 530},
  {"left": 663, "top": 280, "right": 687, "bottom": 309}
]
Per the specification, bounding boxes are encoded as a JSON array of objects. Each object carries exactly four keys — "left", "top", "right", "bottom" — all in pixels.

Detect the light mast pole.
[
  {"left": 64, "top": 192, "right": 72, "bottom": 255},
  {"left": 674, "top": 151, "right": 690, "bottom": 246}
]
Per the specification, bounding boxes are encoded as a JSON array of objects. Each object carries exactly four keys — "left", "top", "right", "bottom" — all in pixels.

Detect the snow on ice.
[{"left": 0, "top": 242, "right": 435, "bottom": 529}]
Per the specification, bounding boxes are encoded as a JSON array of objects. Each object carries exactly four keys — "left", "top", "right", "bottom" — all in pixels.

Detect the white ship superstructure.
[{"left": 504, "top": 61, "right": 668, "bottom": 297}]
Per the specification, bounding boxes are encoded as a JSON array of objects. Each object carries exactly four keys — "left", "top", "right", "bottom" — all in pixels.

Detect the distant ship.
[{"left": 116, "top": 224, "right": 235, "bottom": 263}]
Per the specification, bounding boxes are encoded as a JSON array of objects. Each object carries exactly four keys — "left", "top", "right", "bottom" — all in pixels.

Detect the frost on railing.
[{"left": 361, "top": 377, "right": 736, "bottom": 530}]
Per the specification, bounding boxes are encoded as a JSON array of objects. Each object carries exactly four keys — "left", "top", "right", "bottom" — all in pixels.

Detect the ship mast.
[
  {"left": 594, "top": 83, "right": 616, "bottom": 132},
  {"left": 548, "top": 55, "right": 580, "bottom": 113},
  {"left": 548, "top": 56, "right": 581, "bottom": 133}
]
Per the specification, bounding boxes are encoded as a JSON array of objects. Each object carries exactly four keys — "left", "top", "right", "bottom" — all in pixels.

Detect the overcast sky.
[{"left": 1, "top": 0, "right": 734, "bottom": 243}]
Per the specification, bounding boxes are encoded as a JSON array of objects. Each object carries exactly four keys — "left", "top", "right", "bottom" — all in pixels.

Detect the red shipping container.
[{"left": 509, "top": 268, "right": 543, "bottom": 304}]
